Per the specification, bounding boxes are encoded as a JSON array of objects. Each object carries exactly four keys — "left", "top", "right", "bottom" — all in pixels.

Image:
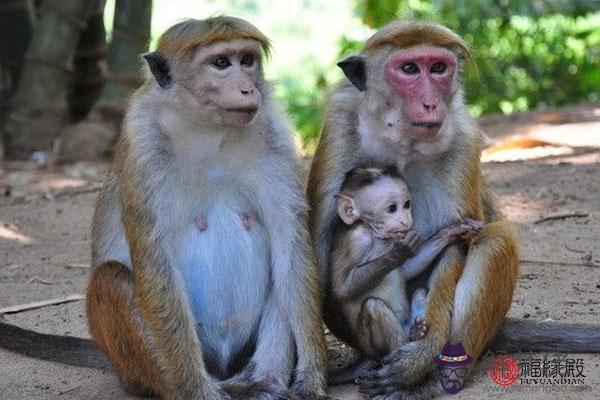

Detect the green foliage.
[{"left": 342, "top": 0, "right": 600, "bottom": 117}]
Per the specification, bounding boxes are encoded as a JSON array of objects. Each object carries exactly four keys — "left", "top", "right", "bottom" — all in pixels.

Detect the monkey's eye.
[
  {"left": 430, "top": 62, "right": 447, "bottom": 74},
  {"left": 387, "top": 204, "right": 397, "bottom": 214},
  {"left": 212, "top": 56, "right": 231, "bottom": 69},
  {"left": 404, "top": 200, "right": 411, "bottom": 209},
  {"left": 401, "top": 63, "right": 420, "bottom": 74},
  {"left": 240, "top": 54, "right": 255, "bottom": 67}
]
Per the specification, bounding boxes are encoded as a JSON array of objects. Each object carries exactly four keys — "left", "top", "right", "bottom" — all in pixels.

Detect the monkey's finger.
[
  {"left": 358, "top": 374, "right": 400, "bottom": 397},
  {"left": 357, "top": 365, "right": 397, "bottom": 386},
  {"left": 463, "top": 218, "right": 484, "bottom": 230}
]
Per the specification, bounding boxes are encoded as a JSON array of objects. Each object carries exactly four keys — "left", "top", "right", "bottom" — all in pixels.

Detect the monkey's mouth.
[
  {"left": 226, "top": 107, "right": 258, "bottom": 115},
  {"left": 412, "top": 122, "right": 441, "bottom": 129},
  {"left": 411, "top": 121, "right": 442, "bottom": 139}
]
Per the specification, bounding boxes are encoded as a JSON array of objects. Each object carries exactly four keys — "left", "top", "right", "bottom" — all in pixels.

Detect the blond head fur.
[
  {"left": 364, "top": 21, "right": 471, "bottom": 61},
  {"left": 157, "top": 16, "right": 271, "bottom": 58}
]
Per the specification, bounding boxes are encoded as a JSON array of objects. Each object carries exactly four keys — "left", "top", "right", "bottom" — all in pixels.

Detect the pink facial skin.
[{"left": 384, "top": 46, "right": 456, "bottom": 140}]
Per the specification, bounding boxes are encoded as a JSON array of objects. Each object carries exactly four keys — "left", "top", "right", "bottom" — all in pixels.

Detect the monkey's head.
[
  {"left": 338, "top": 21, "right": 471, "bottom": 145},
  {"left": 143, "top": 16, "right": 271, "bottom": 126},
  {"left": 336, "top": 166, "right": 412, "bottom": 239}
]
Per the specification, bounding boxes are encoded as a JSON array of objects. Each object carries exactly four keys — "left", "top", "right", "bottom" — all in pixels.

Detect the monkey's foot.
[
  {"left": 357, "top": 341, "right": 436, "bottom": 394},
  {"left": 291, "top": 371, "right": 331, "bottom": 400},
  {"left": 329, "top": 359, "right": 378, "bottom": 386},
  {"left": 372, "top": 377, "right": 444, "bottom": 400},
  {"left": 408, "top": 317, "right": 428, "bottom": 341}
]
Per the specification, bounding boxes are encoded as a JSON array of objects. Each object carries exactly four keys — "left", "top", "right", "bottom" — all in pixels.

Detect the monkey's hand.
[
  {"left": 391, "top": 230, "right": 421, "bottom": 261},
  {"left": 356, "top": 339, "right": 436, "bottom": 395},
  {"left": 439, "top": 218, "right": 483, "bottom": 243}
]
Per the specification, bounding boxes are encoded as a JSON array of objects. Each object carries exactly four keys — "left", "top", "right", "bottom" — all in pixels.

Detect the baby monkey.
[{"left": 328, "top": 166, "right": 482, "bottom": 384}]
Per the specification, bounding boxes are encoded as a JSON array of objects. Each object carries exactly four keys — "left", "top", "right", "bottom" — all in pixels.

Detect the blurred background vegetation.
[{"left": 1, "top": 0, "right": 599, "bottom": 159}]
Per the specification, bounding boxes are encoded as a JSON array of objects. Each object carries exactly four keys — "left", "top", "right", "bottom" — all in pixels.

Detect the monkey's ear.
[
  {"left": 143, "top": 51, "right": 173, "bottom": 89},
  {"left": 336, "top": 193, "right": 360, "bottom": 225},
  {"left": 337, "top": 55, "right": 367, "bottom": 92}
]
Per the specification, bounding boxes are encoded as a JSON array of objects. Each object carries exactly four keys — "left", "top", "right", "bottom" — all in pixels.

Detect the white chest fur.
[{"left": 159, "top": 109, "right": 272, "bottom": 372}]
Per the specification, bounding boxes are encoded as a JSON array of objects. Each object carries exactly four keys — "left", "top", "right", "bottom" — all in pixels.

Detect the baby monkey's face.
[
  {"left": 358, "top": 177, "right": 412, "bottom": 238},
  {"left": 338, "top": 176, "right": 413, "bottom": 239}
]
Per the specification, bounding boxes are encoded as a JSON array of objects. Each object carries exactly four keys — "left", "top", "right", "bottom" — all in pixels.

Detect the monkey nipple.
[
  {"left": 196, "top": 215, "right": 208, "bottom": 231},
  {"left": 239, "top": 212, "right": 251, "bottom": 230}
]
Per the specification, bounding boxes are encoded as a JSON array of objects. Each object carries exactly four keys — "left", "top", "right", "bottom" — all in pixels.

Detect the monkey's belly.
[
  {"left": 361, "top": 270, "right": 407, "bottom": 313},
  {"left": 179, "top": 203, "right": 270, "bottom": 374}
]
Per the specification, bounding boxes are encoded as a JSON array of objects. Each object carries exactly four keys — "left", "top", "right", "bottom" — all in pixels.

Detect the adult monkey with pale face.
[
  {"left": 87, "top": 17, "right": 328, "bottom": 400},
  {"left": 308, "top": 21, "right": 600, "bottom": 399},
  {"left": 0, "top": 17, "right": 327, "bottom": 400}
]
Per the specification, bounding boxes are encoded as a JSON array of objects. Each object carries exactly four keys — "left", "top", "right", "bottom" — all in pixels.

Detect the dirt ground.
[{"left": 1, "top": 105, "right": 599, "bottom": 399}]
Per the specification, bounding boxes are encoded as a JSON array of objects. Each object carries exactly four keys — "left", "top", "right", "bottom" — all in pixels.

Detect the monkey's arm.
[
  {"left": 399, "top": 232, "right": 452, "bottom": 280},
  {"left": 121, "top": 162, "right": 219, "bottom": 400},
  {"left": 399, "top": 222, "right": 476, "bottom": 280},
  {"left": 332, "top": 233, "right": 407, "bottom": 300}
]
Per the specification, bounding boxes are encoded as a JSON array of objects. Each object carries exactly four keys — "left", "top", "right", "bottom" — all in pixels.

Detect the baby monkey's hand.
[
  {"left": 441, "top": 218, "right": 484, "bottom": 242},
  {"left": 391, "top": 230, "right": 422, "bottom": 260}
]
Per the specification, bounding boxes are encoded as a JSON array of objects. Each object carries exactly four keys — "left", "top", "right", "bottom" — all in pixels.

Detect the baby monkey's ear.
[{"left": 335, "top": 193, "right": 360, "bottom": 225}]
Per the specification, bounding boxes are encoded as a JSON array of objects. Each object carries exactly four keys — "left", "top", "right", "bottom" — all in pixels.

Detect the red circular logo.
[{"left": 488, "top": 355, "right": 519, "bottom": 386}]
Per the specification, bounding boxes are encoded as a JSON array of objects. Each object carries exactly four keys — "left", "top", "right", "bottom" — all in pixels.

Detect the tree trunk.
[
  {"left": 67, "top": 0, "right": 107, "bottom": 122},
  {"left": 0, "top": 0, "right": 36, "bottom": 159},
  {"left": 100, "top": 0, "right": 152, "bottom": 109},
  {"left": 2, "top": 0, "right": 98, "bottom": 159},
  {"left": 0, "top": 0, "right": 35, "bottom": 96},
  {"left": 56, "top": 0, "right": 152, "bottom": 163}
]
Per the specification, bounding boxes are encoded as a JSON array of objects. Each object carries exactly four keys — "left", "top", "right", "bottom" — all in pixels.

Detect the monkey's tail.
[
  {"left": 0, "top": 322, "right": 110, "bottom": 370},
  {"left": 489, "top": 318, "right": 600, "bottom": 353}
]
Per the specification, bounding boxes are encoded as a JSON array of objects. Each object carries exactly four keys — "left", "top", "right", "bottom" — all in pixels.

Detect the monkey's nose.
[
  {"left": 423, "top": 103, "right": 437, "bottom": 111},
  {"left": 241, "top": 89, "right": 253, "bottom": 95}
]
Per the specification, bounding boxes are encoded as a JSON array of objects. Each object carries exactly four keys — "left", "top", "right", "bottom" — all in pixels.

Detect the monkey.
[
  {"left": 327, "top": 166, "right": 481, "bottom": 385},
  {"left": 307, "top": 20, "right": 600, "bottom": 399},
  {"left": 0, "top": 17, "right": 328, "bottom": 400}
]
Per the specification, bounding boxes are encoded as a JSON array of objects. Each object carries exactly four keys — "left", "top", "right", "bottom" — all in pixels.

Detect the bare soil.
[{"left": 1, "top": 105, "right": 599, "bottom": 399}]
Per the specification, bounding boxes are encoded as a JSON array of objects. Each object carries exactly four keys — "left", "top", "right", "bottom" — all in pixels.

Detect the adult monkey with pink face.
[{"left": 308, "top": 21, "right": 600, "bottom": 399}]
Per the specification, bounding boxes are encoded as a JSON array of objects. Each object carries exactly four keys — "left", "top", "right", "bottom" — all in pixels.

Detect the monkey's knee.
[
  {"left": 86, "top": 261, "right": 133, "bottom": 347},
  {"left": 86, "top": 262, "right": 161, "bottom": 395}
]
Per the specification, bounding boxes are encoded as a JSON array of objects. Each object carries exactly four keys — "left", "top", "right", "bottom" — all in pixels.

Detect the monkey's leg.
[
  {"left": 361, "top": 298, "right": 409, "bottom": 358},
  {"left": 357, "top": 246, "right": 465, "bottom": 393},
  {"left": 86, "top": 261, "right": 162, "bottom": 397},
  {"left": 450, "top": 220, "right": 518, "bottom": 363},
  {"left": 407, "top": 288, "right": 428, "bottom": 341},
  {"left": 229, "top": 295, "right": 294, "bottom": 396},
  {"left": 371, "top": 376, "right": 444, "bottom": 400}
]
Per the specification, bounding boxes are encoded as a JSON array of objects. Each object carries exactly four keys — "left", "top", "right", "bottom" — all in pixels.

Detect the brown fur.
[
  {"left": 87, "top": 261, "right": 161, "bottom": 397},
  {"left": 157, "top": 16, "right": 271, "bottom": 58},
  {"left": 364, "top": 21, "right": 471, "bottom": 61}
]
